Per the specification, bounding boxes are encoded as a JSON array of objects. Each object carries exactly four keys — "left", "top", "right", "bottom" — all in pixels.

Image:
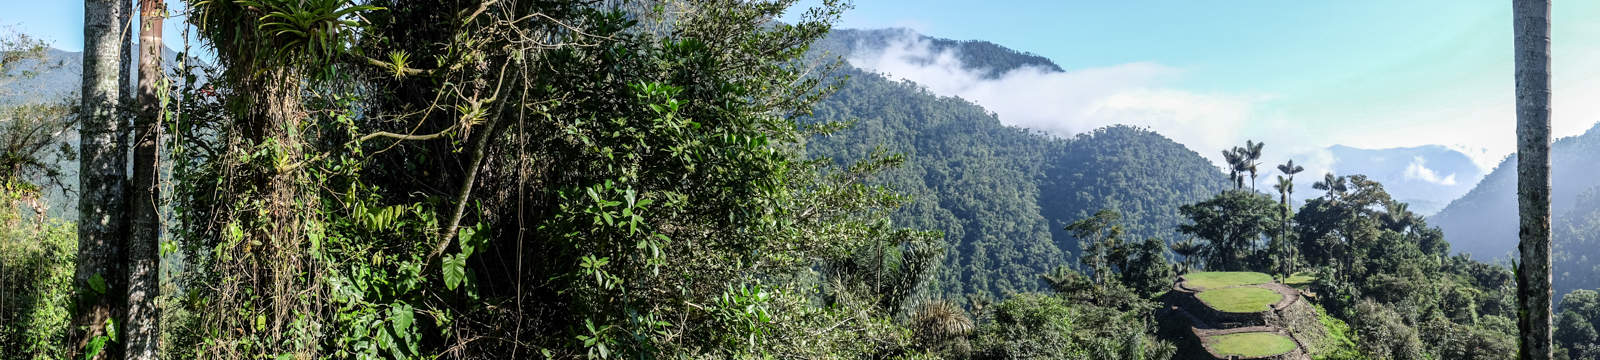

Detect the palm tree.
[
  {"left": 1245, "top": 140, "right": 1265, "bottom": 191},
  {"left": 1169, "top": 238, "right": 1204, "bottom": 273},
  {"left": 910, "top": 300, "right": 975, "bottom": 356},
  {"left": 1272, "top": 175, "right": 1296, "bottom": 279},
  {"left": 1222, "top": 148, "right": 1245, "bottom": 190},
  {"left": 1277, "top": 159, "right": 1305, "bottom": 184},
  {"left": 74, "top": 0, "right": 132, "bottom": 358},
  {"left": 1313, "top": 173, "right": 1347, "bottom": 200},
  {"left": 1513, "top": 0, "right": 1553, "bottom": 358},
  {"left": 127, "top": 0, "right": 166, "bottom": 357},
  {"left": 1273, "top": 175, "right": 1294, "bottom": 208}
]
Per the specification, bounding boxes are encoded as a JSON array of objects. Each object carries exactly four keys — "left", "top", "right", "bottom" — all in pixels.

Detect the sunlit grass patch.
[
  {"left": 1197, "top": 286, "right": 1283, "bottom": 313},
  {"left": 1183, "top": 271, "right": 1273, "bottom": 290},
  {"left": 1207, "top": 332, "right": 1297, "bottom": 357},
  {"left": 1284, "top": 272, "right": 1316, "bottom": 288}
]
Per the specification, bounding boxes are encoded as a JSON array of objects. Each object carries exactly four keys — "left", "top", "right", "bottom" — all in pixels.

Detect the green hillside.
[
  {"left": 805, "top": 63, "right": 1228, "bottom": 298},
  {"left": 1432, "top": 123, "right": 1600, "bottom": 302}
]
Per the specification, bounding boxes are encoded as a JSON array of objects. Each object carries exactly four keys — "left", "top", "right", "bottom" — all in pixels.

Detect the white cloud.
[
  {"left": 1403, "top": 156, "right": 1458, "bottom": 186},
  {"left": 847, "top": 33, "right": 1269, "bottom": 166},
  {"left": 844, "top": 28, "right": 1600, "bottom": 176}
]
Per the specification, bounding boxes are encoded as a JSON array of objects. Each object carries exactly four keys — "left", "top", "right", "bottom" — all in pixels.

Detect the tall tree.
[
  {"left": 1177, "top": 190, "right": 1279, "bottom": 271},
  {"left": 1169, "top": 238, "right": 1203, "bottom": 273},
  {"left": 126, "top": 0, "right": 164, "bottom": 358},
  {"left": 1277, "top": 159, "right": 1305, "bottom": 191},
  {"left": 1064, "top": 209, "right": 1124, "bottom": 284},
  {"left": 1271, "top": 159, "right": 1303, "bottom": 279},
  {"left": 1244, "top": 140, "right": 1264, "bottom": 191},
  {"left": 1273, "top": 176, "right": 1294, "bottom": 209},
  {"left": 74, "top": 0, "right": 132, "bottom": 359},
  {"left": 1222, "top": 148, "right": 1245, "bottom": 190},
  {"left": 1513, "top": 0, "right": 1553, "bottom": 358},
  {"left": 1314, "top": 173, "right": 1348, "bottom": 201},
  {"left": 1271, "top": 175, "right": 1297, "bottom": 278}
]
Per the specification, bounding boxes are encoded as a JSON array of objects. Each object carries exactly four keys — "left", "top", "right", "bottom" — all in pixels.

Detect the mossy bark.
[
  {"left": 1513, "top": 0, "right": 1553, "bottom": 359},
  {"left": 73, "top": 0, "right": 132, "bottom": 358}
]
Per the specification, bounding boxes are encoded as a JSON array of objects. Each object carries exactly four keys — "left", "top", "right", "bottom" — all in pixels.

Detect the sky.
[
  {"left": 786, "top": 0, "right": 1600, "bottom": 175},
  {"left": 4, "top": 1, "right": 199, "bottom": 56}
]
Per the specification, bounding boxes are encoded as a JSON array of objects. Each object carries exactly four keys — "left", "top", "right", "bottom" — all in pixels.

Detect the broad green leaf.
[
  {"left": 443, "top": 254, "right": 467, "bottom": 290},
  {"left": 88, "top": 273, "right": 107, "bottom": 295},
  {"left": 84, "top": 336, "right": 106, "bottom": 360}
]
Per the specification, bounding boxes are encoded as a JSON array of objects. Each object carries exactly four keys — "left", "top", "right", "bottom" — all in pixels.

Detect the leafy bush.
[
  {"left": 971, "top": 292, "right": 1173, "bottom": 360},
  {"left": 0, "top": 185, "right": 77, "bottom": 360}
]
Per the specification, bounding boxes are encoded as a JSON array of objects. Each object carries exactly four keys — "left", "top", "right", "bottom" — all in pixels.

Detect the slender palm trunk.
[
  {"left": 126, "top": 0, "right": 164, "bottom": 358},
  {"left": 74, "top": 0, "right": 132, "bottom": 358},
  {"left": 1513, "top": 0, "right": 1553, "bottom": 359}
]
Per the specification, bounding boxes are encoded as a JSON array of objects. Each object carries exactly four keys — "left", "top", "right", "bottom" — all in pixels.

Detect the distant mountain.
[
  {"left": 1, "top": 45, "right": 199, "bottom": 220},
  {"left": 1316, "top": 145, "right": 1482, "bottom": 215},
  {"left": 2, "top": 45, "right": 196, "bottom": 105},
  {"left": 1430, "top": 123, "right": 1600, "bottom": 302},
  {"left": 805, "top": 30, "right": 1229, "bottom": 298},
  {"left": 812, "top": 28, "right": 1062, "bottom": 80},
  {"left": 1432, "top": 123, "right": 1600, "bottom": 259}
]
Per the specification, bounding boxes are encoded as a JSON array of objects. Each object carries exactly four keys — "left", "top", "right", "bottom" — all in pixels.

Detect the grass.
[
  {"left": 1207, "top": 332, "right": 1298, "bottom": 358},
  {"left": 1182, "top": 271, "right": 1273, "bottom": 290},
  {"left": 1284, "top": 272, "right": 1316, "bottom": 288},
  {"left": 1196, "top": 286, "right": 1284, "bottom": 313}
]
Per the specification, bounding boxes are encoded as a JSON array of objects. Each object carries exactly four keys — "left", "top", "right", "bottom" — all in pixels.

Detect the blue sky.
[
  {"left": 4, "top": 1, "right": 195, "bottom": 54},
  {"left": 788, "top": 0, "right": 1600, "bottom": 173}
]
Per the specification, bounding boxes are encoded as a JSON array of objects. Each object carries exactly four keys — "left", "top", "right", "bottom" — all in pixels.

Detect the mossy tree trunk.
[
  {"left": 74, "top": 0, "right": 132, "bottom": 358},
  {"left": 1513, "top": 0, "right": 1553, "bottom": 359},
  {"left": 126, "top": 0, "right": 164, "bottom": 358}
]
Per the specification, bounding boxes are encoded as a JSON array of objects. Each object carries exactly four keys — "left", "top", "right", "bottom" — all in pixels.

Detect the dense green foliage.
[
  {"left": 1556, "top": 289, "right": 1600, "bottom": 360},
  {"left": 1178, "top": 191, "right": 1279, "bottom": 271},
  {"left": 0, "top": 188, "right": 76, "bottom": 360},
  {"left": 1434, "top": 123, "right": 1600, "bottom": 303},
  {"left": 0, "top": 27, "right": 78, "bottom": 360},
  {"left": 805, "top": 66, "right": 1228, "bottom": 299},
  {"left": 5, "top": 4, "right": 1597, "bottom": 359},
  {"left": 971, "top": 287, "right": 1175, "bottom": 360}
]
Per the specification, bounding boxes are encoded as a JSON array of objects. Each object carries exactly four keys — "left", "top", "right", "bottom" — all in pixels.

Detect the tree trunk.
[
  {"left": 126, "top": 0, "right": 164, "bottom": 358},
  {"left": 1513, "top": 0, "right": 1553, "bottom": 359},
  {"left": 74, "top": 0, "right": 132, "bottom": 358}
]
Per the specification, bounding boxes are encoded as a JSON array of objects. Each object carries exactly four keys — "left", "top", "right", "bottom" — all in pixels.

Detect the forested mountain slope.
[
  {"left": 1432, "top": 123, "right": 1600, "bottom": 302},
  {"left": 805, "top": 64, "right": 1228, "bottom": 298},
  {"left": 1433, "top": 123, "right": 1600, "bottom": 258}
]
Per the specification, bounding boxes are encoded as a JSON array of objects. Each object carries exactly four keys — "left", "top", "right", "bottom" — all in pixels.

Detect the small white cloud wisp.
[{"left": 1403, "top": 156, "right": 1458, "bottom": 186}]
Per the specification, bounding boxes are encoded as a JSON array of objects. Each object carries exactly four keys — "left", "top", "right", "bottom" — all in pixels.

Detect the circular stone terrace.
[
  {"left": 1197, "top": 286, "right": 1284, "bottom": 313},
  {"left": 1198, "top": 327, "right": 1301, "bottom": 359},
  {"left": 1168, "top": 272, "right": 1312, "bottom": 359},
  {"left": 1178, "top": 271, "right": 1273, "bottom": 292}
]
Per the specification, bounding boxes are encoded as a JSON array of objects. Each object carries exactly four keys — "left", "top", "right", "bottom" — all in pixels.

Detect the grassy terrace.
[
  {"left": 1182, "top": 271, "right": 1273, "bottom": 290},
  {"left": 1284, "top": 272, "right": 1316, "bottom": 288},
  {"left": 1197, "top": 286, "right": 1284, "bottom": 313},
  {"left": 1207, "top": 332, "right": 1298, "bottom": 358}
]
